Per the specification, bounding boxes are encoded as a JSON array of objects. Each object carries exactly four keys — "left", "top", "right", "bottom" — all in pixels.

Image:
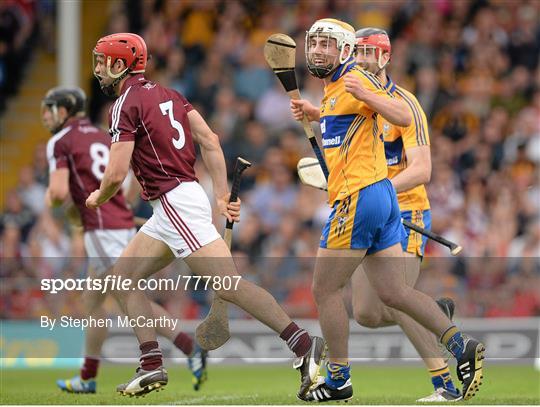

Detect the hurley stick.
[
  {"left": 264, "top": 34, "right": 329, "bottom": 178},
  {"left": 195, "top": 157, "right": 252, "bottom": 350}
]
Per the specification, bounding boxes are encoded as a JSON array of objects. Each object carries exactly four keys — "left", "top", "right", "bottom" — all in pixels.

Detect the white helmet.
[{"left": 305, "top": 18, "right": 356, "bottom": 78}]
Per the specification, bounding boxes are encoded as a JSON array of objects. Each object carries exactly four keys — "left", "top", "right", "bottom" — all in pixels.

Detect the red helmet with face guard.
[
  {"left": 93, "top": 32, "right": 147, "bottom": 78},
  {"left": 93, "top": 33, "right": 147, "bottom": 97},
  {"left": 355, "top": 28, "right": 391, "bottom": 55},
  {"left": 355, "top": 27, "right": 391, "bottom": 72}
]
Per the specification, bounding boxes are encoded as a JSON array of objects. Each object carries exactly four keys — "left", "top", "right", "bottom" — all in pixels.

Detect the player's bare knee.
[
  {"left": 214, "top": 287, "right": 237, "bottom": 303},
  {"left": 311, "top": 281, "right": 330, "bottom": 304},
  {"left": 377, "top": 287, "right": 408, "bottom": 310},
  {"left": 386, "top": 306, "right": 402, "bottom": 323},
  {"left": 213, "top": 277, "right": 248, "bottom": 303},
  {"left": 108, "top": 278, "right": 135, "bottom": 305},
  {"left": 312, "top": 284, "right": 343, "bottom": 308},
  {"left": 353, "top": 309, "right": 384, "bottom": 328}
]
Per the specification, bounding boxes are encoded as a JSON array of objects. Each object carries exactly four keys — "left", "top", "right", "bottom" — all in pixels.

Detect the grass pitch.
[{"left": 1, "top": 364, "right": 538, "bottom": 405}]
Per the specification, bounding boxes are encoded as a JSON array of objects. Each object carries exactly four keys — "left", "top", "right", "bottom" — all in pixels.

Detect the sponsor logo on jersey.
[
  {"left": 387, "top": 156, "right": 399, "bottom": 165},
  {"left": 322, "top": 135, "right": 342, "bottom": 147}
]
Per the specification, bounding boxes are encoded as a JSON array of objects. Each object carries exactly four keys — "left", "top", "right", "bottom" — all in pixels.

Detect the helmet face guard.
[
  {"left": 92, "top": 33, "right": 147, "bottom": 97},
  {"left": 305, "top": 19, "right": 356, "bottom": 79},
  {"left": 92, "top": 51, "right": 131, "bottom": 97},
  {"left": 41, "top": 101, "right": 62, "bottom": 134},
  {"left": 355, "top": 28, "right": 391, "bottom": 74},
  {"left": 305, "top": 32, "right": 340, "bottom": 79},
  {"left": 41, "top": 87, "right": 87, "bottom": 134}
]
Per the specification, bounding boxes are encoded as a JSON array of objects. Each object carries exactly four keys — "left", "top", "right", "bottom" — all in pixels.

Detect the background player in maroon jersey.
[
  {"left": 42, "top": 86, "right": 209, "bottom": 394},
  {"left": 86, "top": 33, "right": 325, "bottom": 398}
]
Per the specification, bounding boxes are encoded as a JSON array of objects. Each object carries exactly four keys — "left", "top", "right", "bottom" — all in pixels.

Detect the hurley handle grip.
[
  {"left": 309, "top": 137, "right": 330, "bottom": 180},
  {"left": 225, "top": 157, "right": 251, "bottom": 233},
  {"left": 224, "top": 177, "right": 241, "bottom": 232},
  {"left": 288, "top": 89, "right": 330, "bottom": 180}
]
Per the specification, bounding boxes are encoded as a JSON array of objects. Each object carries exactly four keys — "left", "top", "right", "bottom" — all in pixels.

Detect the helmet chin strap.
[
  {"left": 310, "top": 47, "right": 350, "bottom": 78},
  {"left": 369, "top": 62, "right": 387, "bottom": 78},
  {"left": 308, "top": 63, "right": 336, "bottom": 79},
  {"left": 373, "top": 65, "right": 385, "bottom": 76},
  {"left": 360, "top": 51, "right": 389, "bottom": 77},
  {"left": 100, "top": 70, "right": 130, "bottom": 97},
  {"left": 100, "top": 57, "right": 136, "bottom": 97},
  {"left": 375, "top": 50, "right": 390, "bottom": 75},
  {"left": 49, "top": 105, "right": 68, "bottom": 134},
  {"left": 307, "top": 53, "right": 341, "bottom": 79}
]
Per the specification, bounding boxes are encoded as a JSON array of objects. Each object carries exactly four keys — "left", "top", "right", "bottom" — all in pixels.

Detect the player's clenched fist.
[
  {"left": 85, "top": 189, "right": 102, "bottom": 209},
  {"left": 290, "top": 99, "right": 320, "bottom": 122},
  {"left": 217, "top": 193, "right": 241, "bottom": 223},
  {"left": 344, "top": 73, "right": 369, "bottom": 102}
]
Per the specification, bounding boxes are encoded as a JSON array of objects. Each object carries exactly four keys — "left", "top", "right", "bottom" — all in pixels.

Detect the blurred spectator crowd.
[
  {"left": 0, "top": 0, "right": 40, "bottom": 112},
  {"left": 1, "top": 0, "right": 539, "bottom": 320}
]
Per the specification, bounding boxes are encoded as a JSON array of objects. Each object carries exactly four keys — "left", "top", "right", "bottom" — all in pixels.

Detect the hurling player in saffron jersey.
[
  {"left": 349, "top": 28, "right": 462, "bottom": 402},
  {"left": 290, "top": 18, "right": 485, "bottom": 402}
]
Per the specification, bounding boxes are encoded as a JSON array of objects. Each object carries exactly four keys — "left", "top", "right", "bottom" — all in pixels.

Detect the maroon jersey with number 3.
[
  {"left": 46, "top": 118, "right": 135, "bottom": 231},
  {"left": 108, "top": 74, "right": 198, "bottom": 200}
]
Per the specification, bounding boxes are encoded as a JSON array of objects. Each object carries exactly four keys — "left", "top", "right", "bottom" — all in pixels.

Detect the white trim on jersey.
[
  {"left": 46, "top": 126, "right": 71, "bottom": 173},
  {"left": 111, "top": 89, "right": 123, "bottom": 142},
  {"left": 111, "top": 86, "right": 133, "bottom": 143}
]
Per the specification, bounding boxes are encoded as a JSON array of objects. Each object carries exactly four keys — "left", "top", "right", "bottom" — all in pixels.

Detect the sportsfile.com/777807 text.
[{"left": 40, "top": 275, "right": 242, "bottom": 294}]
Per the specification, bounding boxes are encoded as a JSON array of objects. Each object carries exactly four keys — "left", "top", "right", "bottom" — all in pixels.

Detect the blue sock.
[
  {"left": 325, "top": 362, "right": 350, "bottom": 389},
  {"left": 442, "top": 372, "right": 457, "bottom": 393},
  {"left": 432, "top": 374, "right": 444, "bottom": 390},
  {"left": 431, "top": 373, "right": 457, "bottom": 393},
  {"left": 430, "top": 366, "right": 457, "bottom": 393},
  {"left": 446, "top": 332, "right": 465, "bottom": 359}
]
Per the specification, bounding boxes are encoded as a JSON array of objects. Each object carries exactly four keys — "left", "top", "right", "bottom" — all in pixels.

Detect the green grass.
[{"left": 1, "top": 364, "right": 538, "bottom": 404}]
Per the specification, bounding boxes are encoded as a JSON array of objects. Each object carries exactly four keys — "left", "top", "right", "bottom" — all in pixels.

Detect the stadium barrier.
[{"left": 1, "top": 318, "right": 538, "bottom": 368}]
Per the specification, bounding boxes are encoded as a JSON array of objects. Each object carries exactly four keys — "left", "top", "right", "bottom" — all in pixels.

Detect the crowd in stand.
[
  {"left": 0, "top": 0, "right": 40, "bottom": 112},
  {"left": 1, "top": 0, "right": 539, "bottom": 319}
]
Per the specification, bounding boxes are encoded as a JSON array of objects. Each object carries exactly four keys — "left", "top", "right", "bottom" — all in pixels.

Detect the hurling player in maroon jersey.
[
  {"left": 87, "top": 33, "right": 325, "bottom": 398},
  {"left": 43, "top": 86, "right": 210, "bottom": 393}
]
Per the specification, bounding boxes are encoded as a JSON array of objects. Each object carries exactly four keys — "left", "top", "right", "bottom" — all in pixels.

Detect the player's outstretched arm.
[
  {"left": 390, "top": 145, "right": 431, "bottom": 192},
  {"left": 344, "top": 73, "right": 411, "bottom": 127},
  {"left": 86, "top": 141, "right": 134, "bottom": 209},
  {"left": 188, "top": 109, "right": 240, "bottom": 223}
]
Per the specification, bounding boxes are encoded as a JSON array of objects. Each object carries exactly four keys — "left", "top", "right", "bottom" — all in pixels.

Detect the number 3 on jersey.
[{"left": 159, "top": 100, "right": 185, "bottom": 150}]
